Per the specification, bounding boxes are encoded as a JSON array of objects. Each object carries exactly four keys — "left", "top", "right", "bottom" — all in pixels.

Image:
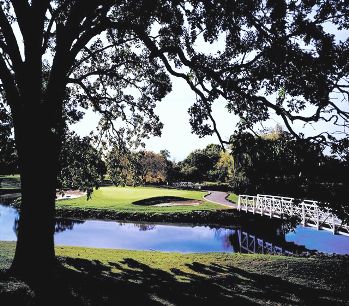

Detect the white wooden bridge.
[{"left": 238, "top": 194, "right": 349, "bottom": 236}]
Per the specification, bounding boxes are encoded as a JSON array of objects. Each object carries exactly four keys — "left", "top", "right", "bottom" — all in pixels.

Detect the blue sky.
[{"left": 72, "top": 77, "right": 239, "bottom": 161}]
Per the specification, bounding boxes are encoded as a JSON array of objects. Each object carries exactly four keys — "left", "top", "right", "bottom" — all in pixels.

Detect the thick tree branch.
[
  {"left": 10, "top": 0, "right": 30, "bottom": 41},
  {"left": 0, "top": 7, "right": 23, "bottom": 74},
  {"left": 0, "top": 54, "right": 20, "bottom": 105}
]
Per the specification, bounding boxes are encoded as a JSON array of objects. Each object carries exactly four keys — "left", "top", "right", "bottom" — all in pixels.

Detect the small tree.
[
  {"left": 58, "top": 132, "right": 106, "bottom": 197},
  {"left": 133, "top": 151, "right": 167, "bottom": 185}
]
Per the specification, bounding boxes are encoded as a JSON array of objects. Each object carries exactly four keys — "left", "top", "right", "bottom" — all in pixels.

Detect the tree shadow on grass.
[
  {"left": 1, "top": 256, "right": 348, "bottom": 306},
  {"left": 132, "top": 196, "right": 195, "bottom": 206}
]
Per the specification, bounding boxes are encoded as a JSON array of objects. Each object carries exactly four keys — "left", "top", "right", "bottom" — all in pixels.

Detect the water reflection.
[
  {"left": 234, "top": 215, "right": 312, "bottom": 255},
  {"left": 233, "top": 229, "right": 310, "bottom": 255},
  {"left": 1, "top": 203, "right": 349, "bottom": 254},
  {"left": 12, "top": 214, "right": 85, "bottom": 236},
  {"left": 55, "top": 219, "right": 85, "bottom": 233}
]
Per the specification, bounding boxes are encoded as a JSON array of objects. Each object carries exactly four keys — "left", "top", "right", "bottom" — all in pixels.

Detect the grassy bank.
[
  {"left": 227, "top": 193, "right": 238, "bottom": 203},
  {"left": 58, "top": 186, "right": 228, "bottom": 213},
  {"left": 0, "top": 241, "right": 348, "bottom": 305}
]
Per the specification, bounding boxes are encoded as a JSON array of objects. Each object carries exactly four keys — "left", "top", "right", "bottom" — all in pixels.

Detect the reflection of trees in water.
[
  {"left": 13, "top": 217, "right": 85, "bottom": 237},
  {"left": 117, "top": 222, "right": 156, "bottom": 231},
  {"left": 280, "top": 216, "right": 300, "bottom": 235},
  {"left": 13, "top": 215, "right": 19, "bottom": 237},
  {"left": 228, "top": 231, "right": 240, "bottom": 252},
  {"left": 55, "top": 219, "right": 85, "bottom": 233},
  {"left": 213, "top": 228, "right": 238, "bottom": 251},
  {"left": 133, "top": 223, "right": 156, "bottom": 231}
]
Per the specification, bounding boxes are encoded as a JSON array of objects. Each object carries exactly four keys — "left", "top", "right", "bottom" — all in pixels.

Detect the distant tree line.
[
  {"left": 105, "top": 143, "right": 234, "bottom": 186},
  {"left": 1, "top": 124, "right": 348, "bottom": 219}
]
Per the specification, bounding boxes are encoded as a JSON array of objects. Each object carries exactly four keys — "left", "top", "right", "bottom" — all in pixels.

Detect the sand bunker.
[
  {"left": 154, "top": 200, "right": 201, "bottom": 207},
  {"left": 56, "top": 190, "right": 85, "bottom": 200}
]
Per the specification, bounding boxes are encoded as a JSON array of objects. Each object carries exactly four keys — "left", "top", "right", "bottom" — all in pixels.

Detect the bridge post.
[
  {"left": 332, "top": 215, "right": 336, "bottom": 234},
  {"left": 302, "top": 203, "right": 306, "bottom": 226},
  {"left": 316, "top": 207, "right": 320, "bottom": 230},
  {"left": 238, "top": 195, "right": 241, "bottom": 211},
  {"left": 259, "top": 196, "right": 264, "bottom": 216}
]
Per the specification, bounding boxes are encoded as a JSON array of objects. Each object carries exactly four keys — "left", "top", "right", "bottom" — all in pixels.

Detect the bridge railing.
[{"left": 238, "top": 194, "right": 349, "bottom": 236}]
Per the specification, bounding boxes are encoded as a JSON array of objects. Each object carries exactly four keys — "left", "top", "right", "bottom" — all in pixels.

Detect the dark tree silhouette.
[
  {"left": 58, "top": 131, "right": 106, "bottom": 197},
  {"left": 0, "top": 107, "right": 17, "bottom": 174},
  {"left": 0, "top": 1, "right": 348, "bottom": 284}
]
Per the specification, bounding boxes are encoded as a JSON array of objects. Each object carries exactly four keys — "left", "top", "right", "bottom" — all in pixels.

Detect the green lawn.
[
  {"left": 227, "top": 193, "right": 238, "bottom": 203},
  {"left": 0, "top": 241, "right": 348, "bottom": 305},
  {"left": 58, "top": 186, "right": 228, "bottom": 213}
]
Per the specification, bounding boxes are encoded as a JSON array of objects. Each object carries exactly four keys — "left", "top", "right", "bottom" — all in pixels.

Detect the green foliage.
[
  {"left": 58, "top": 132, "right": 106, "bottom": 198},
  {"left": 106, "top": 147, "right": 133, "bottom": 186},
  {"left": 212, "top": 151, "right": 234, "bottom": 183},
  {"left": 106, "top": 149, "right": 168, "bottom": 186},
  {"left": 133, "top": 151, "right": 167, "bottom": 185},
  {"left": 179, "top": 144, "right": 222, "bottom": 182},
  {"left": 229, "top": 130, "right": 325, "bottom": 196}
]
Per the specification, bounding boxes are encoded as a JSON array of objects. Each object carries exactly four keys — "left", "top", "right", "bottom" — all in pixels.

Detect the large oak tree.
[{"left": 0, "top": 0, "right": 348, "bottom": 284}]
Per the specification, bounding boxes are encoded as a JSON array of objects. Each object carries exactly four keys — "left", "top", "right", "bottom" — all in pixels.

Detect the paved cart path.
[{"left": 204, "top": 191, "right": 236, "bottom": 208}]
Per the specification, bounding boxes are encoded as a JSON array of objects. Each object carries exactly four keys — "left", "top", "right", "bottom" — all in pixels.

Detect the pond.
[{"left": 1, "top": 203, "right": 349, "bottom": 255}]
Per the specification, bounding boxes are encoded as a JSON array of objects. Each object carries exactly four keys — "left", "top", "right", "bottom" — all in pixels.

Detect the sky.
[{"left": 72, "top": 77, "right": 240, "bottom": 162}]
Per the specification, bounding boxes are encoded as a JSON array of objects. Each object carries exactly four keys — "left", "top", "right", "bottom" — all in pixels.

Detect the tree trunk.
[{"left": 10, "top": 105, "right": 62, "bottom": 285}]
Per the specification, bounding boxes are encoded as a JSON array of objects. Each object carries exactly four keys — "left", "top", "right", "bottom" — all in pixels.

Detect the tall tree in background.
[
  {"left": 106, "top": 146, "right": 133, "bottom": 186},
  {"left": 0, "top": 1, "right": 348, "bottom": 282},
  {"left": 230, "top": 129, "right": 324, "bottom": 196},
  {"left": 106, "top": 149, "right": 167, "bottom": 186},
  {"left": 58, "top": 132, "right": 106, "bottom": 197},
  {"left": 133, "top": 151, "right": 167, "bottom": 184},
  {"left": 180, "top": 144, "right": 221, "bottom": 182}
]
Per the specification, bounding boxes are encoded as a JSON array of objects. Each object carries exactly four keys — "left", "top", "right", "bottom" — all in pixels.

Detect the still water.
[{"left": 1, "top": 203, "right": 349, "bottom": 255}]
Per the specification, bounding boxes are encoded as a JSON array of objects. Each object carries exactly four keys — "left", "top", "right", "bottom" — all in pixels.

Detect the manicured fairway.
[{"left": 58, "top": 186, "right": 228, "bottom": 213}]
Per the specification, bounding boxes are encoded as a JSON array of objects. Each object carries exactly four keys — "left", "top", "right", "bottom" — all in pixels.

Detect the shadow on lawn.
[
  {"left": 1, "top": 256, "right": 348, "bottom": 306},
  {"left": 132, "top": 196, "right": 194, "bottom": 206}
]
